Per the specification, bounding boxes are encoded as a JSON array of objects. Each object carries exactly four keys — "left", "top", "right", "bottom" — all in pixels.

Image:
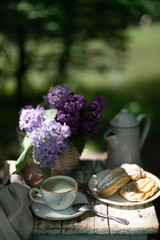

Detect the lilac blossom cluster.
[
  {"left": 19, "top": 106, "right": 71, "bottom": 168},
  {"left": 47, "top": 85, "right": 106, "bottom": 136},
  {"left": 80, "top": 96, "right": 106, "bottom": 136},
  {"left": 48, "top": 84, "right": 71, "bottom": 109},
  {"left": 28, "top": 119, "right": 71, "bottom": 168},
  {"left": 19, "top": 105, "right": 45, "bottom": 132}
]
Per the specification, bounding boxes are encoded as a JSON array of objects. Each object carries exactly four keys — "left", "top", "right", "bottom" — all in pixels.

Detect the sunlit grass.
[
  {"left": 123, "top": 23, "right": 160, "bottom": 85},
  {"left": 69, "top": 23, "right": 160, "bottom": 91}
]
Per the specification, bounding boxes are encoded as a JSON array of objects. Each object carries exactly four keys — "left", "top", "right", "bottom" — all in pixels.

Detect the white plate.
[
  {"left": 88, "top": 169, "right": 160, "bottom": 206},
  {"left": 31, "top": 192, "right": 88, "bottom": 220}
]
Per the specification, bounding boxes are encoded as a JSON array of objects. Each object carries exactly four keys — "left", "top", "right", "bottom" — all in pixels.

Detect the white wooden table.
[{"left": 31, "top": 159, "right": 159, "bottom": 240}]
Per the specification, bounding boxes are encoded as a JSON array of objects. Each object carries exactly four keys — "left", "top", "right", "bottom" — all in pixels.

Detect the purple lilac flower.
[
  {"left": 55, "top": 93, "right": 86, "bottom": 135},
  {"left": 19, "top": 105, "right": 45, "bottom": 132},
  {"left": 85, "top": 96, "right": 106, "bottom": 122},
  {"left": 89, "top": 96, "right": 106, "bottom": 113},
  {"left": 19, "top": 105, "right": 33, "bottom": 115},
  {"left": 63, "top": 94, "right": 86, "bottom": 112},
  {"left": 80, "top": 111, "right": 99, "bottom": 136},
  {"left": 81, "top": 121, "right": 99, "bottom": 136},
  {"left": 57, "top": 110, "right": 80, "bottom": 135},
  {"left": 47, "top": 84, "right": 71, "bottom": 109},
  {"left": 33, "top": 139, "right": 58, "bottom": 168},
  {"left": 79, "top": 97, "right": 106, "bottom": 136},
  {"left": 28, "top": 119, "right": 71, "bottom": 168}
]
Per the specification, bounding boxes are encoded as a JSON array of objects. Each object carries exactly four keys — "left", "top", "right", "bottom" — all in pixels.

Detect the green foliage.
[
  {"left": 71, "top": 135, "right": 86, "bottom": 156},
  {"left": 40, "top": 166, "right": 51, "bottom": 176},
  {"left": 44, "top": 109, "right": 58, "bottom": 120},
  {"left": 15, "top": 135, "right": 33, "bottom": 172},
  {"left": 0, "top": 0, "right": 151, "bottom": 98}
]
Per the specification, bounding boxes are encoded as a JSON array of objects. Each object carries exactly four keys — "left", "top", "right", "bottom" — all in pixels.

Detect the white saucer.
[
  {"left": 31, "top": 192, "right": 88, "bottom": 220},
  {"left": 88, "top": 169, "right": 160, "bottom": 206}
]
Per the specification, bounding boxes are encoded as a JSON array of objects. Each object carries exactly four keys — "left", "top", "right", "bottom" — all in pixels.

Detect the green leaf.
[
  {"left": 40, "top": 167, "right": 51, "bottom": 176},
  {"left": 15, "top": 139, "right": 33, "bottom": 173},
  {"left": 21, "top": 134, "right": 30, "bottom": 150},
  {"left": 71, "top": 135, "right": 86, "bottom": 155},
  {"left": 44, "top": 109, "right": 58, "bottom": 120}
]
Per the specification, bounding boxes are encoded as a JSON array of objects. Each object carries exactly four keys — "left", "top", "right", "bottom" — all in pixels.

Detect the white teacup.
[{"left": 29, "top": 175, "right": 78, "bottom": 210}]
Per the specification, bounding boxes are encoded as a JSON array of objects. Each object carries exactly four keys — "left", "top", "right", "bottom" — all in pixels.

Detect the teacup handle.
[{"left": 29, "top": 188, "right": 45, "bottom": 205}]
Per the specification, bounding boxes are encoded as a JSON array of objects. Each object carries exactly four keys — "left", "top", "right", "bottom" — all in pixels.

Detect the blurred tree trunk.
[
  {"left": 55, "top": 37, "right": 72, "bottom": 85},
  {"left": 55, "top": 0, "right": 75, "bottom": 84},
  {"left": 15, "top": 25, "right": 27, "bottom": 106}
]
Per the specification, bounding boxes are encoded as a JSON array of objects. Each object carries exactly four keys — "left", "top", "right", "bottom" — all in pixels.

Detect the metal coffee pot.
[{"left": 104, "top": 109, "right": 150, "bottom": 168}]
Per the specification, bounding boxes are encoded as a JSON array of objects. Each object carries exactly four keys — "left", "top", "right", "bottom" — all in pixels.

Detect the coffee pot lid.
[{"left": 110, "top": 109, "right": 139, "bottom": 128}]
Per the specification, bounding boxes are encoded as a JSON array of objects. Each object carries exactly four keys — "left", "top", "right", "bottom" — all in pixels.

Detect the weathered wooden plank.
[
  {"left": 94, "top": 200, "right": 109, "bottom": 234},
  {"left": 31, "top": 235, "right": 131, "bottom": 240},
  {"left": 108, "top": 203, "right": 159, "bottom": 235},
  {"left": 62, "top": 211, "right": 95, "bottom": 235},
  {"left": 61, "top": 200, "right": 108, "bottom": 235},
  {"left": 130, "top": 235, "right": 147, "bottom": 240},
  {"left": 32, "top": 216, "right": 61, "bottom": 235},
  {"left": 31, "top": 234, "right": 147, "bottom": 240},
  {"left": 80, "top": 148, "right": 107, "bottom": 162}
]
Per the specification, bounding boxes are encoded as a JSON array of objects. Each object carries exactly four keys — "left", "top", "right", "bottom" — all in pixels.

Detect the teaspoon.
[{"left": 73, "top": 203, "right": 129, "bottom": 225}]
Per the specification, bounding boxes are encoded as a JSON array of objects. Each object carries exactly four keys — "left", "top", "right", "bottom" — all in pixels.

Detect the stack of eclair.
[{"left": 96, "top": 163, "right": 158, "bottom": 202}]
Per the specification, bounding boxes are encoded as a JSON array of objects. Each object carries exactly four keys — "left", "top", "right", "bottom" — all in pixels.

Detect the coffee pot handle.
[{"left": 137, "top": 114, "right": 150, "bottom": 148}]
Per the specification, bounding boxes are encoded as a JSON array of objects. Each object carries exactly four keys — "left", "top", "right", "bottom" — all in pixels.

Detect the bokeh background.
[{"left": 0, "top": 1, "right": 160, "bottom": 235}]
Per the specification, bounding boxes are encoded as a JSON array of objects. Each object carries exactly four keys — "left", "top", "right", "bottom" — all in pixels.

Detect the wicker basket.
[{"left": 51, "top": 141, "right": 80, "bottom": 175}]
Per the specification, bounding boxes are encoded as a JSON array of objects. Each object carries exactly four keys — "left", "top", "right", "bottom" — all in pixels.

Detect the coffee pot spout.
[{"left": 104, "top": 130, "right": 118, "bottom": 148}]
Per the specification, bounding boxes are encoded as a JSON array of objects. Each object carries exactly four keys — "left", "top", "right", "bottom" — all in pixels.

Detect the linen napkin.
[{"left": 0, "top": 160, "right": 34, "bottom": 240}]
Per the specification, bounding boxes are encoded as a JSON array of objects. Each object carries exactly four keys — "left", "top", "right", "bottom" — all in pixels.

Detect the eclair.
[
  {"left": 120, "top": 177, "right": 158, "bottom": 202},
  {"left": 120, "top": 163, "right": 146, "bottom": 181},
  {"left": 96, "top": 167, "right": 130, "bottom": 198}
]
